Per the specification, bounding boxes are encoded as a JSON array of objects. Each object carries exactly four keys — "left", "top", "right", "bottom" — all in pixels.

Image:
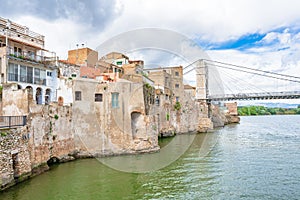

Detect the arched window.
[
  {"left": 36, "top": 87, "right": 42, "bottom": 104},
  {"left": 45, "top": 88, "right": 51, "bottom": 105}
]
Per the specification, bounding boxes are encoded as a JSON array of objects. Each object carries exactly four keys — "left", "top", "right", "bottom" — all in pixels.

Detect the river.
[{"left": 1, "top": 115, "right": 300, "bottom": 199}]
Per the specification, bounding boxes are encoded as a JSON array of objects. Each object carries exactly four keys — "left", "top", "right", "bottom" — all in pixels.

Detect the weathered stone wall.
[
  {"left": 0, "top": 127, "right": 31, "bottom": 190},
  {"left": 73, "top": 79, "right": 159, "bottom": 157},
  {"left": 224, "top": 102, "right": 240, "bottom": 124},
  {"left": 156, "top": 91, "right": 213, "bottom": 136},
  {"left": 2, "top": 84, "right": 29, "bottom": 116},
  {"left": 211, "top": 104, "right": 227, "bottom": 128},
  {"left": 225, "top": 102, "right": 238, "bottom": 115},
  {"left": 27, "top": 103, "right": 75, "bottom": 168}
]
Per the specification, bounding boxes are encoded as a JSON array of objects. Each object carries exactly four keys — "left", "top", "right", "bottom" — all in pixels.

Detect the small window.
[
  {"left": 176, "top": 96, "right": 179, "bottom": 102},
  {"left": 75, "top": 91, "right": 81, "bottom": 101},
  {"left": 112, "top": 93, "right": 119, "bottom": 108},
  {"left": 175, "top": 84, "right": 180, "bottom": 88},
  {"left": 116, "top": 61, "right": 122, "bottom": 65},
  {"left": 71, "top": 74, "right": 77, "bottom": 77},
  {"left": 47, "top": 71, "right": 52, "bottom": 77},
  {"left": 175, "top": 71, "right": 179, "bottom": 76},
  {"left": 95, "top": 93, "right": 103, "bottom": 102}
]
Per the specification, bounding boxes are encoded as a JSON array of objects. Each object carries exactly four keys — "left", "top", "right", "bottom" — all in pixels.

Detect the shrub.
[{"left": 174, "top": 102, "right": 181, "bottom": 111}]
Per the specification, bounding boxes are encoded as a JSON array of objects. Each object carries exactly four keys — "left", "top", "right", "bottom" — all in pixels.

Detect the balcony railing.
[
  {"left": 0, "top": 116, "right": 27, "bottom": 129},
  {"left": 6, "top": 47, "right": 56, "bottom": 64}
]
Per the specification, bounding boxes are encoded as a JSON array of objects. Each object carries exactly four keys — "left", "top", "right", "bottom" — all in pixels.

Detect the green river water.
[{"left": 1, "top": 115, "right": 300, "bottom": 199}]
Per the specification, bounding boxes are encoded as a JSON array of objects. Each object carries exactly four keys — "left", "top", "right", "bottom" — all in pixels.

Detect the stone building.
[
  {"left": 100, "top": 52, "right": 129, "bottom": 67},
  {"left": 0, "top": 17, "right": 57, "bottom": 105},
  {"left": 147, "top": 66, "right": 184, "bottom": 103},
  {"left": 67, "top": 47, "right": 98, "bottom": 67},
  {"left": 57, "top": 60, "right": 80, "bottom": 78},
  {"left": 184, "top": 84, "right": 196, "bottom": 99},
  {"left": 72, "top": 78, "right": 158, "bottom": 156}
]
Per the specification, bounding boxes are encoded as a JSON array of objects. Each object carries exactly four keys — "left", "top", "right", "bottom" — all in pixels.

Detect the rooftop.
[{"left": 0, "top": 17, "right": 45, "bottom": 49}]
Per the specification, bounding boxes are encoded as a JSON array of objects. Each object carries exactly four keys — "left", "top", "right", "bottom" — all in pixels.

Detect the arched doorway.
[
  {"left": 25, "top": 86, "right": 33, "bottom": 100},
  {"left": 36, "top": 87, "right": 42, "bottom": 104},
  {"left": 131, "top": 112, "right": 143, "bottom": 139},
  {"left": 45, "top": 88, "right": 51, "bottom": 105}
]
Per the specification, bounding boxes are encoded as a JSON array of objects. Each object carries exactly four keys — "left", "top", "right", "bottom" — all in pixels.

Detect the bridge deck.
[{"left": 199, "top": 91, "right": 300, "bottom": 101}]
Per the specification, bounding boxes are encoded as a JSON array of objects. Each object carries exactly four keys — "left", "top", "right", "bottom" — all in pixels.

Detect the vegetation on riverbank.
[{"left": 238, "top": 105, "right": 300, "bottom": 116}]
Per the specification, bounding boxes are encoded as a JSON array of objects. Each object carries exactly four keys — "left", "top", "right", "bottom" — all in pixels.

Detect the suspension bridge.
[{"left": 183, "top": 59, "right": 300, "bottom": 102}]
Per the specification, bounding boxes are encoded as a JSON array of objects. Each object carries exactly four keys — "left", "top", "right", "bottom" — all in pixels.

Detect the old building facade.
[{"left": 0, "top": 17, "right": 57, "bottom": 105}]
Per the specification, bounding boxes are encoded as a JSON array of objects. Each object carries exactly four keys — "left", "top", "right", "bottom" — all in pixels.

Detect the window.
[
  {"left": 8, "top": 63, "right": 18, "bottom": 81},
  {"left": 34, "top": 68, "right": 40, "bottom": 84},
  {"left": 175, "top": 71, "right": 179, "bottom": 76},
  {"left": 27, "top": 67, "right": 33, "bottom": 84},
  {"left": 111, "top": 93, "right": 119, "bottom": 108},
  {"left": 164, "top": 77, "right": 169, "bottom": 87},
  {"left": 47, "top": 71, "right": 52, "bottom": 77},
  {"left": 95, "top": 93, "right": 103, "bottom": 102},
  {"left": 40, "top": 70, "right": 46, "bottom": 85},
  {"left": 116, "top": 61, "right": 122, "bottom": 65},
  {"left": 175, "top": 83, "right": 180, "bottom": 88},
  {"left": 75, "top": 91, "right": 81, "bottom": 101},
  {"left": 20, "top": 65, "right": 27, "bottom": 82},
  {"left": 176, "top": 96, "right": 179, "bottom": 102},
  {"left": 71, "top": 74, "right": 77, "bottom": 77}
]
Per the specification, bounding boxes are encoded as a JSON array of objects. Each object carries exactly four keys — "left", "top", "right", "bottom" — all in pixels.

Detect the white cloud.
[{"left": 4, "top": 0, "right": 300, "bottom": 59}]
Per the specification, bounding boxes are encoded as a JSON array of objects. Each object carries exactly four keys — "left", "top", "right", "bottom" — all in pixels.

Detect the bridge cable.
[
  {"left": 203, "top": 59, "right": 300, "bottom": 80},
  {"left": 205, "top": 63, "right": 300, "bottom": 84}
]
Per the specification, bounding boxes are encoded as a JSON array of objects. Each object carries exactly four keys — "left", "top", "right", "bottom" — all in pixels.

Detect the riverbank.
[{"left": 238, "top": 105, "right": 300, "bottom": 116}]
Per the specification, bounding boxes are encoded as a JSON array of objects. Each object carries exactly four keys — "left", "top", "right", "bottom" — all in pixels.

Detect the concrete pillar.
[{"left": 196, "top": 60, "right": 207, "bottom": 100}]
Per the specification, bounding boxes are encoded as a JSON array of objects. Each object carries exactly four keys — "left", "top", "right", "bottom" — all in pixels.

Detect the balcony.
[
  {"left": 6, "top": 46, "right": 56, "bottom": 65},
  {"left": 8, "top": 73, "right": 46, "bottom": 86}
]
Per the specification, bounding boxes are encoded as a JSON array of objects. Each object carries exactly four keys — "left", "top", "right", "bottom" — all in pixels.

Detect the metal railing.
[
  {"left": 6, "top": 46, "right": 56, "bottom": 64},
  {"left": 0, "top": 116, "right": 27, "bottom": 129},
  {"left": 204, "top": 91, "right": 300, "bottom": 101}
]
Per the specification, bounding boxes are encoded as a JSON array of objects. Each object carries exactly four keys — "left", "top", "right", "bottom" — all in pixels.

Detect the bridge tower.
[
  {"left": 196, "top": 60, "right": 208, "bottom": 101},
  {"left": 194, "top": 59, "right": 213, "bottom": 131}
]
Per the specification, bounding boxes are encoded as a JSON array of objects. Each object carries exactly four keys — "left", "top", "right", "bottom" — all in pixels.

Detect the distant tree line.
[{"left": 238, "top": 105, "right": 300, "bottom": 116}]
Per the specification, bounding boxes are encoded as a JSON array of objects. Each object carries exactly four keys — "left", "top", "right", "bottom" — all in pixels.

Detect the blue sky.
[{"left": 1, "top": 0, "right": 300, "bottom": 102}]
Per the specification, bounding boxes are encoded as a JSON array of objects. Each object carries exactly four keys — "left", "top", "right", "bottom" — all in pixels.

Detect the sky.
[{"left": 1, "top": 0, "right": 300, "bottom": 104}]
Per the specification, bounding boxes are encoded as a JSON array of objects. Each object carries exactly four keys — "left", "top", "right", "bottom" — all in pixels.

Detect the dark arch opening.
[
  {"left": 45, "top": 88, "right": 51, "bottom": 105},
  {"left": 47, "top": 157, "right": 60, "bottom": 167},
  {"left": 26, "top": 86, "right": 33, "bottom": 100},
  {"left": 131, "top": 112, "right": 143, "bottom": 139},
  {"left": 36, "top": 87, "right": 42, "bottom": 104}
]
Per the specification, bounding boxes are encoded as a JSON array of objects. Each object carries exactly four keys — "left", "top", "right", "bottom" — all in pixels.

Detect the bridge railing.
[
  {"left": 206, "top": 91, "right": 300, "bottom": 101},
  {"left": 0, "top": 116, "right": 27, "bottom": 129}
]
